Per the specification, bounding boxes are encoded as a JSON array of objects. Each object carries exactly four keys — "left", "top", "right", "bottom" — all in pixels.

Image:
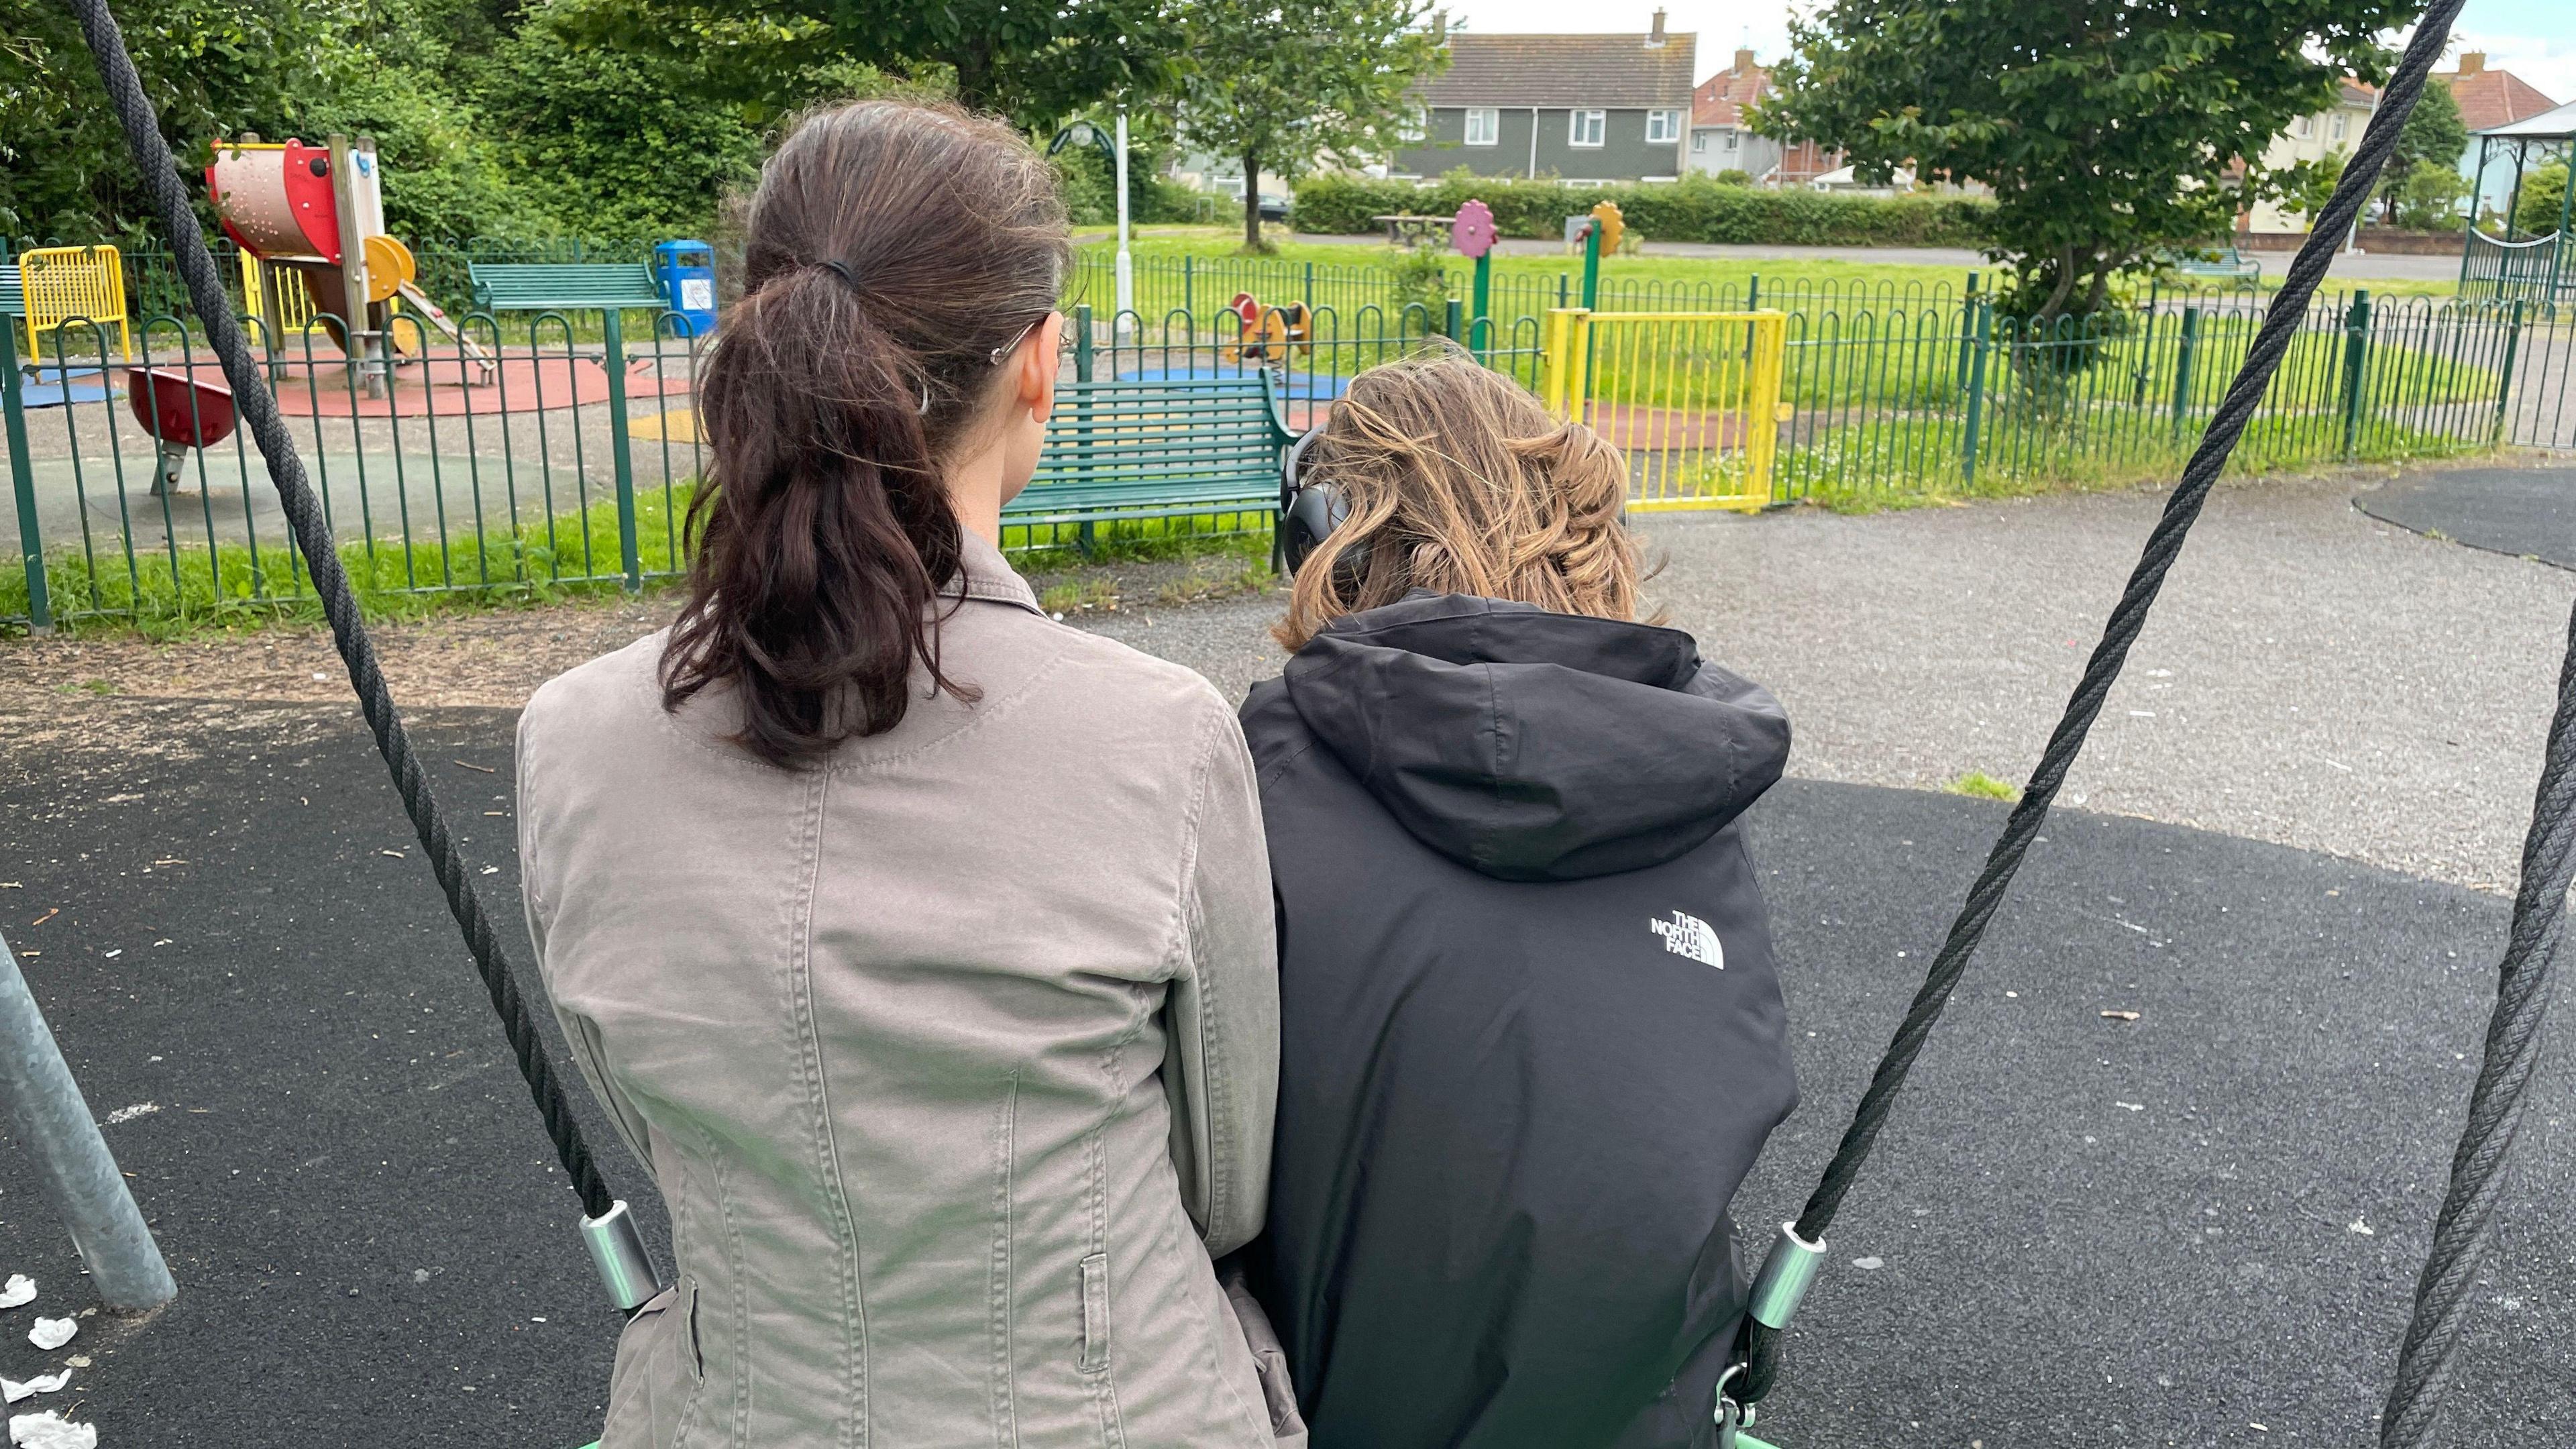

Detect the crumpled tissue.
[
  {"left": 7, "top": 1410, "right": 97, "bottom": 1449},
  {"left": 0, "top": 1373, "right": 68, "bottom": 1405}
]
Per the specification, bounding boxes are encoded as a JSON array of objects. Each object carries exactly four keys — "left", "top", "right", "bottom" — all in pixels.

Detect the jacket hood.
[{"left": 1283, "top": 593, "right": 1790, "bottom": 881}]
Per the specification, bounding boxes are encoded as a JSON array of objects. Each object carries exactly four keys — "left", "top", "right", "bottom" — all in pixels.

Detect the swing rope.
[
  {"left": 2379, "top": 608, "right": 2576, "bottom": 1443},
  {"left": 63, "top": 0, "right": 2563, "bottom": 1428},
  {"left": 64, "top": 0, "right": 617, "bottom": 1226},
  {"left": 1733, "top": 0, "right": 2492, "bottom": 1412}
]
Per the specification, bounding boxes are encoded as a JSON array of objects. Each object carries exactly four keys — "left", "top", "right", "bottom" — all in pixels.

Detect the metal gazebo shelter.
[{"left": 2461, "top": 98, "right": 2576, "bottom": 303}]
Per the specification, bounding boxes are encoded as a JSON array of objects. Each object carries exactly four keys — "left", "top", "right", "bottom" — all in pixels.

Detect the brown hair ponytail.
[{"left": 661, "top": 100, "right": 1069, "bottom": 766}]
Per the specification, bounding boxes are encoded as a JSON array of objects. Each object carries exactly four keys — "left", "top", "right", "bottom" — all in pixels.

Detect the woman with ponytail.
[{"left": 516, "top": 101, "right": 1296, "bottom": 1449}]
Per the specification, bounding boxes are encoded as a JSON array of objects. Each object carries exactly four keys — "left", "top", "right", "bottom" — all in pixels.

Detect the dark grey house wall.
[{"left": 1396, "top": 106, "right": 1684, "bottom": 183}]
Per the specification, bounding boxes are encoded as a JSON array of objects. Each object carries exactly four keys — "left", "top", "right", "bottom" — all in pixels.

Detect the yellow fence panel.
[
  {"left": 239, "top": 253, "right": 324, "bottom": 336},
  {"left": 18, "top": 245, "right": 131, "bottom": 361},
  {"left": 1542, "top": 308, "right": 1786, "bottom": 513}
]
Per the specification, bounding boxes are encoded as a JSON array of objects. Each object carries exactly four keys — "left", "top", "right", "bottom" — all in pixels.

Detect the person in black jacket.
[{"left": 1241, "top": 350, "right": 1799, "bottom": 1449}]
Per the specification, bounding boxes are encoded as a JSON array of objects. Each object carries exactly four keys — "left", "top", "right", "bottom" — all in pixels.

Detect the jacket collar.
[{"left": 955, "top": 527, "right": 1043, "bottom": 615}]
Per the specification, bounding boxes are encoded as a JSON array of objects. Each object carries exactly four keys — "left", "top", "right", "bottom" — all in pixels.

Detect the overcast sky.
[{"left": 1440, "top": 0, "right": 2576, "bottom": 110}]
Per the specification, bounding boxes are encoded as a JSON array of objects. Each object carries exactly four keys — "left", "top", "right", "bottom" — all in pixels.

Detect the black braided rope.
[
  {"left": 1737, "top": 0, "right": 2471, "bottom": 1404},
  {"left": 2379, "top": 598, "right": 2576, "bottom": 1446},
  {"left": 66, "top": 0, "right": 615, "bottom": 1222}
]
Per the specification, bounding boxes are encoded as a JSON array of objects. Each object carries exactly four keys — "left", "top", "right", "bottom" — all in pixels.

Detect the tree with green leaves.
[
  {"left": 2384, "top": 76, "right": 2470, "bottom": 223},
  {"left": 1175, "top": 0, "right": 1447, "bottom": 251},
  {"left": 2517, "top": 161, "right": 2571, "bottom": 238},
  {"left": 541, "top": 0, "right": 1183, "bottom": 132},
  {"left": 1756, "top": 0, "right": 2417, "bottom": 323}
]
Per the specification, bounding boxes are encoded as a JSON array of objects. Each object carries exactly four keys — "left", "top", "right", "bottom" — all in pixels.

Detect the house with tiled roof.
[
  {"left": 1391, "top": 11, "right": 1696, "bottom": 184},
  {"left": 1686, "top": 48, "right": 1841, "bottom": 185},
  {"left": 2242, "top": 78, "right": 2381, "bottom": 235},
  {"left": 2442, "top": 53, "right": 2563, "bottom": 219}
]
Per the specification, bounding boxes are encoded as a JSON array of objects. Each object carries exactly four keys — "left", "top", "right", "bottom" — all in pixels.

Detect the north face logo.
[{"left": 1649, "top": 910, "right": 1724, "bottom": 969}]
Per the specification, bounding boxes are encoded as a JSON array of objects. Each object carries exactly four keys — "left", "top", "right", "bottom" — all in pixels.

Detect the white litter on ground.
[
  {"left": 101, "top": 1104, "right": 158, "bottom": 1125},
  {"left": 0, "top": 1278, "right": 32, "bottom": 1311},
  {"left": 0, "top": 1371, "right": 68, "bottom": 1404},
  {"left": 7, "top": 1410, "right": 96, "bottom": 1448},
  {"left": 25, "top": 1318, "right": 74, "bottom": 1351}
]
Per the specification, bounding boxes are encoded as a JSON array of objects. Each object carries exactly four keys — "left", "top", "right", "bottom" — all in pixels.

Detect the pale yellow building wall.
[{"left": 2242, "top": 94, "right": 2379, "bottom": 234}]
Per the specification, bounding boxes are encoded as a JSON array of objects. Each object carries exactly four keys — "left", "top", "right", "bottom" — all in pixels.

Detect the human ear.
[{"left": 1018, "top": 312, "right": 1064, "bottom": 421}]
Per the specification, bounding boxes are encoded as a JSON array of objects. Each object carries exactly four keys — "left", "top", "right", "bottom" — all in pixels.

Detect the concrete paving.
[{"left": 1083, "top": 467, "right": 2576, "bottom": 892}]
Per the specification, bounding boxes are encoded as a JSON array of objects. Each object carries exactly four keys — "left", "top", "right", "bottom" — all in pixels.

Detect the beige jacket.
[{"left": 517, "top": 533, "right": 1299, "bottom": 1448}]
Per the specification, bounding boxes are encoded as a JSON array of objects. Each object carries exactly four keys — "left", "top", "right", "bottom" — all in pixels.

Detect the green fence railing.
[{"left": 3, "top": 273, "right": 2567, "bottom": 632}]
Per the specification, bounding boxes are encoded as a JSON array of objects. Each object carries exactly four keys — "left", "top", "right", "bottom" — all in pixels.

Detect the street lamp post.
[
  {"left": 1050, "top": 114, "right": 1136, "bottom": 341},
  {"left": 1114, "top": 109, "right": 1134, "bottom": 340}
]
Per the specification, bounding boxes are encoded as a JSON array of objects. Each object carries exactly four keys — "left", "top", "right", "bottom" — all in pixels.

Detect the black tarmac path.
[
  {"left": 0, "top": 697, "right": 2566, "bottom": 1448},
  {"left": 2356, "top": 464, "right": 2576, "bottom": 571}
]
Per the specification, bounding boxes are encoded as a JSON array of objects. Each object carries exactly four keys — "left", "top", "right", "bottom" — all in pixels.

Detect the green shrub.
[{"left": 1291, "top": 171, "right": 1992, "bottom": 248}]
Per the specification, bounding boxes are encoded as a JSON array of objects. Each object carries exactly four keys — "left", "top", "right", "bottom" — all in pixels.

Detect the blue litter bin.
[{"left": 652, "top": 239, "right": 719, "bottom": 337}]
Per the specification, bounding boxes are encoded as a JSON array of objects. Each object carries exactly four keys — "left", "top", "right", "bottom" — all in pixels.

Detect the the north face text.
[{"left": 1648, "top": 910, "right": 1724, "bottom": 968}]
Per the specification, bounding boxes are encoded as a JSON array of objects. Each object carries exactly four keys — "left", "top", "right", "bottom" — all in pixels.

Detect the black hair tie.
[{"left": 819, "top": 258, "right": 862, "bottom": 289}]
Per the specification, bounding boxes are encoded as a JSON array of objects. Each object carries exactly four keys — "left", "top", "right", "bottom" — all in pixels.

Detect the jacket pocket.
[
  {"left": 1220, "top": 1260, "right": 1309, "bottom": 1445},
  {"left": 598, "top": 1285, "right": 692, "bottom": 1449},
  {"left": 1079, "top": 1252, "right": 1112, "bottom": 1374}
]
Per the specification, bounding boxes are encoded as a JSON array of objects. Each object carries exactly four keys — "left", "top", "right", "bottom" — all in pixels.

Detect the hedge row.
[{"left": 1291, "top": 172, "right": 1993, "bottom": 249}]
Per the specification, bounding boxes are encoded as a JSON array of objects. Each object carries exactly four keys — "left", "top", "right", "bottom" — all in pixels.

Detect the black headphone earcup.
[{"left": 1283, "top": 480, "right": 1357, "bottom": 576}]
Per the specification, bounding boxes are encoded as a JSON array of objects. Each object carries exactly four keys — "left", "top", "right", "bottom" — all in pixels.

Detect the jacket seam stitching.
[
  {"left": 1168, "top": 698, "right": 1230, "bottom": 1239},
  {"left": 785, "top": 769, "right": 869, "bottom": 1449}
]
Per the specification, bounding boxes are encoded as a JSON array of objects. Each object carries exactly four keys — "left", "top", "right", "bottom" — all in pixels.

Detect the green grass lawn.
[{"left": 1072, "top": 225, "right": 2463, "bottom": 316}]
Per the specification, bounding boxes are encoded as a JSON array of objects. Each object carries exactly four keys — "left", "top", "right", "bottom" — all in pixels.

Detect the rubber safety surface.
[
  {"left": 2356, "top": 464, "right": 2576, "bottom": 570},
  {"left": 0, "top": 701, "right": 2565, "bottom": 1446}
]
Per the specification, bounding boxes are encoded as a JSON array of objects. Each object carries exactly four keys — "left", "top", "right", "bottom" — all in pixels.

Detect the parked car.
[{"left": 1258, "top": 193, "right": 1289, "bottom": 223}]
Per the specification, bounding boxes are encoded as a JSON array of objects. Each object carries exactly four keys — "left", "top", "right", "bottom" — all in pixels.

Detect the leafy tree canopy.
[
  {"left": 541, "top": 0, "right": 1185, "bottom": 130},
  {"left": 1756, "top": 0, "right": 2418, "bottom": 321},
  {"left": 1174, "top": 0, "right": 1447, "bottom": 250}
]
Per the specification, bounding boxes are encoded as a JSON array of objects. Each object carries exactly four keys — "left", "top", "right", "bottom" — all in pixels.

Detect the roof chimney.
[
  {"left": 1648, "top": 8, "right": 1666, "bottom": 46},
  {"left": 1735, "top": 47, "right": 1756, "bottom": 75},
  {"left": 2457, "top": 51, "right": 2485, "bottom": 75}
]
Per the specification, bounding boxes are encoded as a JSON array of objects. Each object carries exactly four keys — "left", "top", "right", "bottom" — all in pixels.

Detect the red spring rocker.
[{"left": 125, "top": 367, "right": 237, "bottom": 496}]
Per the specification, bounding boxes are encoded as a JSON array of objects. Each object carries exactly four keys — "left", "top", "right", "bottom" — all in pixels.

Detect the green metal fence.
[{"left": 5, "top": 249, "right": 2569, "bottom": 632}]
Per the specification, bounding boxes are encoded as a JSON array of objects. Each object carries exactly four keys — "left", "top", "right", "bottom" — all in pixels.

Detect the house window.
[
  {"left": 1399, "top": 105, "right": 1428, "bottom": 143},
  {"left": 2295, "top": 115, "right": 2314, "bottom": 138},
  {"left": 1568, "top": 109, "right": 1606, "bottom": 148},
  {"left": 1464, "top": 107, "right": 1500, "bottom": 146},
  {"left": 2331, "top": 113, "right": 2349, "bottom": 141},
  {"left": 1646, "top": 108, "right": 1682, "bottom": 144},
  {"left": 1723, "top": 129, "right": 1739, "bottom": 152},
  {"left": 1692, "top": 131, "right": 1707, "bottom": 154}
]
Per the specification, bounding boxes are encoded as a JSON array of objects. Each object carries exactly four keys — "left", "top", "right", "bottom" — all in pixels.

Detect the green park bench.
[
  {"left": 1008, "top": 374, "right": 1295, "bottom": 552},
  {"left": 466, "top": 262, "right": 667, "bottom": 316},
  {"left": 1, "top": 264, "right": 23, "bottom": 354},
  {"left": 2169, "top": 246, "right": 2261, "bottom": 282}
]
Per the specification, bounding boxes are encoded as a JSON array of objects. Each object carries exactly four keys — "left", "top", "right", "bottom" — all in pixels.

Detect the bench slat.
[
  {"left": 468, "top": 262, "right": 667, "bottom": 312},
  {"left": 1010, "top": 374, "right": 1292, "bottom": 532}
]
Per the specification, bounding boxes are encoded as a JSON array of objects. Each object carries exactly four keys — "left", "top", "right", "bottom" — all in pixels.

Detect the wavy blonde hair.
[{"left": 1275, "top": 348, "right": 1643, "bottom": 651}]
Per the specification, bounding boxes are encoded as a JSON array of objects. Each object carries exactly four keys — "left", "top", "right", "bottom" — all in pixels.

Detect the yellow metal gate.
[{"left": 1542, "top": 309, "right": 1787, "bottom": 511}]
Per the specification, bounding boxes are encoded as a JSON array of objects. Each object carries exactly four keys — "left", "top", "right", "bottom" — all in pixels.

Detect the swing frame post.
[{"left": 0, "top": 925, "right": 177, "bottom": 1312}]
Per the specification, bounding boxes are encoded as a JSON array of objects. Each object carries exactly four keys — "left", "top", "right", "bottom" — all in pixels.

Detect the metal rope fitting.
[
  {"left": 580, "top": 1199, "right": 664, "bottom": 1311},
  {"left": 1747, "top": 1220, "right": 1829, "bottom": 1332}
]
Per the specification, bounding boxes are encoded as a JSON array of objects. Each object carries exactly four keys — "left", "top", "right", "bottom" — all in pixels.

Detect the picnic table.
[{"left": 1372, "top": 214, "right": 1450, "bottom": 247}]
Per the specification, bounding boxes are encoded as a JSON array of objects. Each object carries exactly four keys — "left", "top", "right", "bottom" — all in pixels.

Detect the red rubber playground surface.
[{"left": 127, "top": 344, "right": 700, "bottom": 419}]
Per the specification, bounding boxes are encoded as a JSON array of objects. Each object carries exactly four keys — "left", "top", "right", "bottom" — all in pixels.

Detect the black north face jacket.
[{"left": 1238, "top": 592, "right": 1800, "bottom": 1449}]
